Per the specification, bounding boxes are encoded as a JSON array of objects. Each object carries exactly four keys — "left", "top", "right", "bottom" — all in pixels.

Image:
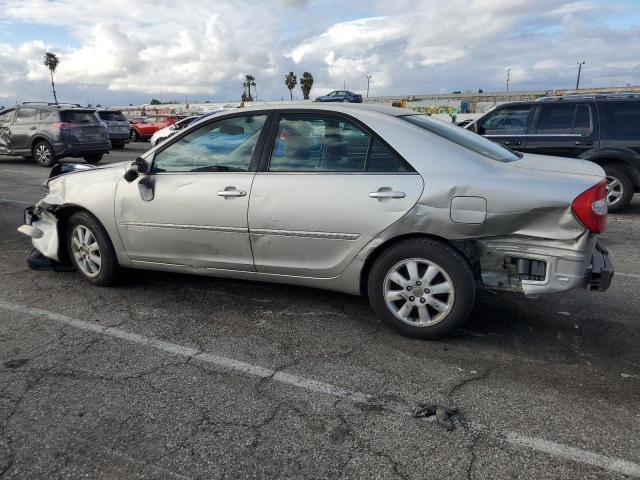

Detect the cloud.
[{"left": 0, "top": 0, "right": 639, "bottom": 105}]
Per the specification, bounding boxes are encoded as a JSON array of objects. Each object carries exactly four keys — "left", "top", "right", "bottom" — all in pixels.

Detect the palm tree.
[
  {"left": 244, "top": 75, "right": 256, "bottom": 101},
  {"left": 43, "top": 52, "right": 60, "bottom": 104},
  {"left": 285, "top": 72, "right": 297, "bottom": 100},
  {"left": 300, "top": 72, "right": 314, "bottom": 100}
]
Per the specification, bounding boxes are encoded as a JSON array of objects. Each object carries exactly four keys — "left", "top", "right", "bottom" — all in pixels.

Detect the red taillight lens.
[
  {"left": 571, "top": 179, "right": 608, "bottom": 234},
  {"left": 52, "top": 122, "right": 79, "bottom": 129}
]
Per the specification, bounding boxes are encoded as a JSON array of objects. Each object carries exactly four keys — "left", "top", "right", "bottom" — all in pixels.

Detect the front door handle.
[
  {"left": 504, "top": 140, "right": 521, "bottom": 146},
  {"left": 30, "top": 126, "right": 37, "bottom": 130},
  {"left": 217, "top": 188, "right": 246, "bottom": 197},
  {"left": 369, "top": 190, "right": 406, "bottom": 199},
  {"left": 574, "top": 141, "right": 594, "bottom": 146}
]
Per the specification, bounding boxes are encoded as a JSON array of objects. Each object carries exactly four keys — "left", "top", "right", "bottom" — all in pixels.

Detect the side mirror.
[{"left": 123, "top": 156, "right": 150, "bottom": 183}]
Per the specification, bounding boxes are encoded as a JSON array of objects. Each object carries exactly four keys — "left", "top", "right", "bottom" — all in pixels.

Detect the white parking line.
[
  {"left": 617, "top": 272, "right": 640, "bottom": 279},
  {"left": 1, "top": 299, "right": 639, "bottom": 477}
]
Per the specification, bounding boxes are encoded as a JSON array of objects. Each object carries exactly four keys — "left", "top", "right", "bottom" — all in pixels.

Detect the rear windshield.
[
  {"left": 400, "top": 114, "right": 520, "bottom": 163},
  {"left": 98, "top": 111, "right": 126, "bottom": 121},
  {"left": 60, "top": 111, "right": 99, "bottom": 124}
]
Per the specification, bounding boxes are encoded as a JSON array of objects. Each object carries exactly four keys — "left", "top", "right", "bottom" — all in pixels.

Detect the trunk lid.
[{"left": 511, "top": 153, "right": 604, "bottom": 178}]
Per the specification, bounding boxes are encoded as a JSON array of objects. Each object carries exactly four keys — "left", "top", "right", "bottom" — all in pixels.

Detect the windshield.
[{"left": 400, "top": 114, "right": 520, "bottom": 163}]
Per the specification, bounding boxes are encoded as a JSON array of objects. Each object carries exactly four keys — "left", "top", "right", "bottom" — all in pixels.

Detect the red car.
[{"left": 130, "top": 115, "right": 177, "bottom": 142}]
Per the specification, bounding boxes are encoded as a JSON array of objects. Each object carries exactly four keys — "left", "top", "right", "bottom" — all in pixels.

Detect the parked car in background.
[
  {"left": 97, "top": 109, "right": 130, "bottom": 149},
  {"left": 0, "top": 102, "right": 110, "bottom": 167},
  {"left": 315, "top": 90, "right": 363, "bottom": 103},
  {"left": 150, "top": 111, "right": 226, "bottom": 146},
  {"left": 467, "top": 93, "right": 640, "bottom": 212},
  {"left": 130, "top": 115, "right": 177, "bottom": 142},
  {"left": 19, "top": 104, "right": 612, "bottom": 339}
]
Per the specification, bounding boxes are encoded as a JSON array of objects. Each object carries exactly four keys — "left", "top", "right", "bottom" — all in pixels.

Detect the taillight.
[
  {"left": 571, "top": 179, "right": 607, "bottom": 234},
  {"left": 52, "top": 122, "right": 79, "bottom": 129}
]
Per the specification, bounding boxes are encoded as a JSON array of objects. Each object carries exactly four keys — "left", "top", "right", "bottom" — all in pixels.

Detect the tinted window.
[
  {"left": 401, "top": 114, "right": 520, "bottom": 163},
  {"left": 60, "top": 111, "right": 99, "bottom": 124},
  {"left": 269, "top": 114, "right": 370, "bottom": 172},
  {"left": 0, "top": 109, "right": 15, "bottom": 123},
  {"left": 535, "top": 103, "right": 592, "bottom": 134},
  {"left": 366, "top": 139, "right": 411, "bottom": 172},
  {"left": 98, "top": 111, "right": 126, "bottom": 121},
  {"left": 14, "top": 108, "right": 37, "bottom": 123},
  {"left": 479, "top": 106, "right": 530, "bottom": 135},
  {"left": 153, "top": 114, "right": 267, "bottom": 173},
  {"left": 601, "top": 101, "right": 640, "bottom": 136}
]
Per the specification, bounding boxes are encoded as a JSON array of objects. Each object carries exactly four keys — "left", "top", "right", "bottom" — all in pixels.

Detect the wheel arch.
[
  {"left": 31, "top": 136, "right": 55, "bottom": 154},
  {"left": 51, "top": 204, "right": 107, "bottom": 264},
  {"left": 590, "top": 156, "right": 640, "bottom": 188},
  {"left": 358, "top": 232, "right": 479, "bottom": 297}
]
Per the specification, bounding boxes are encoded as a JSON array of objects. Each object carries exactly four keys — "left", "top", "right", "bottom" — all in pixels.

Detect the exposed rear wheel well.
[
  {"left": 359, "top": 233, "right": 479, "bottom": 297},
  {"left": 592, "top": 158, "right": 640, "bottom": 188}
]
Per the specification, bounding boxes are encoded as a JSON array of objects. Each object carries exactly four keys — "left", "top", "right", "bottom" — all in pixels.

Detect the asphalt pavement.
[{"left": 1, "top": 142, "right": 639, "bottom": 479}]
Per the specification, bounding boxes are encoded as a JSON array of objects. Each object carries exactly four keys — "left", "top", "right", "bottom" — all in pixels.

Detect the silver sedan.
[{"left": 18, "top": 104, "right": 614, "bottom": 339}]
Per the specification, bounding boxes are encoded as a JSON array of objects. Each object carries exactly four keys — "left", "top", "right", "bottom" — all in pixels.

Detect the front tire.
[
  {"left": 66, "top": 211, "right": 118, "bottom": 286},
  {"left": 83, "top": 154, "right": 103, "bottom": 164},
  {"left": 604, "top": 167, "right": 633, "bottom": 213},
  {"left": 33, "top": 141, "right": 57, "bottom": 167},
  {"left": 342, "top": 98, "right": 350, "bottom": 103},
  {"left": 367, "top": 238, "right": 475, "bottom": 339}
]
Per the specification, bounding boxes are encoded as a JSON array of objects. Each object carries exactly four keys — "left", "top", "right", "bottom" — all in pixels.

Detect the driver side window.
[{"left": 153, "top": 115, "right": 267, "bottom": 173}]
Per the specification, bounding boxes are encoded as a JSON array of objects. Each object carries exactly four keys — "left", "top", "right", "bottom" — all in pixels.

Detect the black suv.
[
  {"left": 0, "top": 102, "right": 111, "bottom": 167},
  {"left": 468, "top": 93, "right": 640, "bottom": 212}
]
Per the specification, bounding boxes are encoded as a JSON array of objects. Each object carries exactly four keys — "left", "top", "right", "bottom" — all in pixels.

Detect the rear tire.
[
  {"left": 83, "top": 154, "right": 103, "bottom": 164},
  {"left": 111, "top": 142, "right": 125, "bottom": 149},
  {"left": 604, "top": 167, "right": 633, "bottom": 213},
  {"left": 32, "top": 141, "right": 57, "bottom": 168},
  {"left": 130, "top": 130, "right": 138, "bottom": 142},
  {"left": 367, "top": 238, "right": 475, "bottom": 339},
  {"left": 66, "top": 211, "right": 118, "bottom": 286}
]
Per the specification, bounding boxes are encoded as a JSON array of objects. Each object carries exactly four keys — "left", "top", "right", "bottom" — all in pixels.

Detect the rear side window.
[
  {"left": 98, "top": 111, "right": 126, "bottom": 121},
  {"left": 535, "top": 103, "right": 592, "bottom": 135},
  {"left": 600, "top": 101, "right": 640, "bottom": 136},
  {"left": 401, "top": 114, "right": 520, "bottom": 163},
  {"left": 14, "top": 108, "right": 37, "bottom": 123},
  {"left": 478, "top": 106, "right": 531, "bottom": 135},
  {"left": 60, "top": 111, "right": 99, "bottom": 124},
  {"left": 268, "top": 113, "right": 411, "bottom": 173},
  {"left": 39, "top": 109, "right": 59, "bottom": 122}
]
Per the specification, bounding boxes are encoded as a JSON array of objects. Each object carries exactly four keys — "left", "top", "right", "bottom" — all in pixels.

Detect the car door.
[
  {"left": 0, "top": 108, "right": 16, "bottom": 154},
  {"left": 115, "top": 112, "right": 269, "bottom": 270},
  {"left": 524, "top": 102, "right": 597, "bottom": 158},
  {"left": 248, "top": 111, "right": 424, "bottom": 278},
  {"left": 10, "top": 107, "right": 38, "bottom": 152},
  {"left": 476, "top": 104, "right": 533, "bottom": 150}
]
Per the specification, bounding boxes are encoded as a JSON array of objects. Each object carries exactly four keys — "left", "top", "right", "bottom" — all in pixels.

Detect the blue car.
[{"left": 314, "top": 90, "right": 363, "bottom": 103}]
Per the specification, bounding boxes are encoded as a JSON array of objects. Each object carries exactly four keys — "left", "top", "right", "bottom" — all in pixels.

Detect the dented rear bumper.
[{"left": 477, "top": 234, "right": 613, "bottom": 295}]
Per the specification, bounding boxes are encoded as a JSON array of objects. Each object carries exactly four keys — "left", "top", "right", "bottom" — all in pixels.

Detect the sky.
[{"left": 1, "top": 0, "right": 639, "bottom": 107}]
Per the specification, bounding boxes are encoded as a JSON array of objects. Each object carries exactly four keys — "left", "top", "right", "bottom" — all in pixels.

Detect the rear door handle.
[
  {"left": 574, "top": 141, "right": 594, "bottom": 146},
  {"left": 369, "top": 190, "right": 406, "bottom": 199},
  {"left": 504, "top": 140, "right": 521, "bottom": 146},
  {"left": 217, "top": 188, "right": 246, "bottom": 197}
]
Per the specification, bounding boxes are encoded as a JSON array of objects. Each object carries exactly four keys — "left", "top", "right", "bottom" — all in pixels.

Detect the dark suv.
[
  {"left": 0, "top": 102, "right": 110, "bottom": 167},
  {"left": 468, "top": 93, "right": 640, "bottom": 212}
]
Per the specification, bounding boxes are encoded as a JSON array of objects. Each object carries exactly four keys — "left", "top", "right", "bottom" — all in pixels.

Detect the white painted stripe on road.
[
  {"left": 617, "top": 272, "right": 640, "bottom": 279},
  {"left": 0, "top": 198, "right": 32, "bottom": 205},
  {"left": 504, "top": 431, "right": 640, "bottom": 477},
  {"left": 1, "top": 298, "right": 639, "bottom": 477}
]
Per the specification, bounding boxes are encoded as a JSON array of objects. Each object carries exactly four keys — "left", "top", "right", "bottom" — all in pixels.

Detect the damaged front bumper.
[
  {"left": 18, "top": 205, "right": 61, "bottom": 262},
  {"left": 478, "top": 234, "right": 614, "bottom": 295}
]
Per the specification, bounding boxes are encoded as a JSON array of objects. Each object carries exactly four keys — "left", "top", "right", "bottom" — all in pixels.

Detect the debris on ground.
[
  {"left": 413, "top": 404, "right": 459, "bottom": 431},
  {"left": 27, "top": 249, "right": 73, "bottom": 272}
]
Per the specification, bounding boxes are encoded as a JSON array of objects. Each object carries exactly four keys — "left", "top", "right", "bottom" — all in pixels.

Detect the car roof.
[{"left": 221, "top": 102, "right": 414, "bottom": 117}]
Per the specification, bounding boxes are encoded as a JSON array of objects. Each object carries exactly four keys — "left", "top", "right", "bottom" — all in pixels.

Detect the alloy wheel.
[
  {"left": 35, "top": 144, "right": 52, "bottom": 166},
  {"left": 71, "top": 225, "right": 101, "bottom": 277},
  {"left": 383, "top": 258, "right": 455, "bottom": 326},
  {"left": 606, "top": 175, "right": 623, "bottom": 207}
]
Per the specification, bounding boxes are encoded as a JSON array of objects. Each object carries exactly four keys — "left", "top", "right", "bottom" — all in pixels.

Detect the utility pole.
[
  {"left": 366, "top": 75, "right": 372, "bottom": 98},
  {"left": 576, "top": 61, "right": 585, "bottom": 89},
  {"left": 343, "top": 80, "right": 346, "bottom": 90},
  {"left": 506, "top": 68, "right": 511, "bottom": 93}
]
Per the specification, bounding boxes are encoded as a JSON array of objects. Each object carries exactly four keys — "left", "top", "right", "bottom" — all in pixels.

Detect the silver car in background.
[{"left": 18, "top": 104, "right": 613, "bottom": 339}]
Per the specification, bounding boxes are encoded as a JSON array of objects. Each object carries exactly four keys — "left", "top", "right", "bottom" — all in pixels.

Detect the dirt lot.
[{"left": 1, "top": 143, "right": 639, "bottom": 479}]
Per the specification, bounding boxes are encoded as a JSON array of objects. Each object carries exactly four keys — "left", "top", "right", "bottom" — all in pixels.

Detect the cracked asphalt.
[{"left": 1, "top": 143, "right": 640, "bottom": 479}]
